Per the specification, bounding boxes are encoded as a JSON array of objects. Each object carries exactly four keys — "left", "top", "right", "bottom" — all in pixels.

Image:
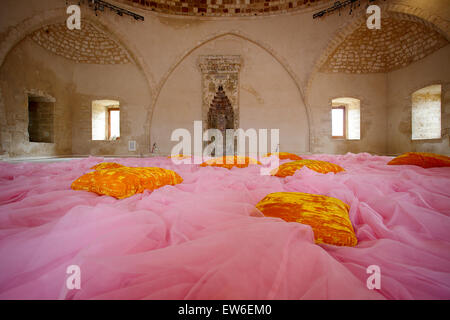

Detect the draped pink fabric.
[{"left": 0, "top": 153, "right": 449, "bottom": 300}]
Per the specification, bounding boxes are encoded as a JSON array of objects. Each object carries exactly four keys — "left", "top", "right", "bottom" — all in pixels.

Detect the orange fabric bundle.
[
  {"left": 168, "top": 154, "right": 191, "bottom": 160},
  {"left": 71, "top": 167, "right": 183, "bottom": 199},
  {"left": 200, "top": 156, "right": 261, "bottom": 169},
  {"left": 263, "top": 152, "right": 303, "bottom": 161},
  {"left": 256, "top": 192, "right": 357, "bottom": 247},
  {"left": 387, "top": 152, "right": 450, "bottom": 168},
  {"left": 91, "top": 162, "right": 124, "bottom": 170},
  {"left": 271, "top": 159, "right": 345, "bottom": 177}
]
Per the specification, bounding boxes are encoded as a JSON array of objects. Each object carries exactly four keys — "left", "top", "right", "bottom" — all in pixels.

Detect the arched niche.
[{"left": 150, "top": 34, "right": 310, "bottom": 155}]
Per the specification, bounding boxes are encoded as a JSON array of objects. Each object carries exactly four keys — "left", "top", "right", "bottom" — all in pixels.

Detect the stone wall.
[
  {"left": 71, "top": 62, "right": 151, "bottom": 156},
  {"left": 0, "top": 37, "right": 150, "bottom": 157},
  {"left": 387, "top": 45, "right": 450, "bottom": 155},
  {"left": 0, "top": 0, "right": 449, "bottom": 157},
  {"left": 0, "top": 38, "right": 74, "bottom": 157},
  {"left": 320, "top": 13, "right": 448, "bottom": 74},
  {"left": 120, "top": 0, "right": 325, "bottom": 17},
  {"left": 151, "top": 34, "right": 309, "bottom": 155}
]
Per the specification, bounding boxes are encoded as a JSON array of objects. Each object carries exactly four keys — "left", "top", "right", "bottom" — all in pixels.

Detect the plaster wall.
[
  {"left": 151, "top": 35, "right": 309, "bottom": 155},
  {"left": 71, "top": 62, "right": 151, "bottom": 156},
  {"left": 387, "top": 45, "right": 450, "bottom": 155},
  {"left": 307, "top": 72, "right": 388, "bottom": 155},
  {"left": 0, "top": 38, "right": 73, "bottom": 157}
]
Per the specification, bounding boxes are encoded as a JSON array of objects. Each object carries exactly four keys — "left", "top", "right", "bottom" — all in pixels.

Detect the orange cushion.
[
  {"left": 71, "top": 167, "right": 183, "bottom": 199},
  {"left": 168, "top": 154, "right": 191, "bottom": 160},
  {"left": 91, "top": 162, "right": 124, "bottom": 170},
  {"left": 256, "top": 192, "right": 357, "bottom": 247},
  {"left": 388, "top": 152, "right": 450, "bottom": 168},
  {"left": 263, "top": 152, "right": 303, "bottom": 161},
  {"left": 200, "top": 156, "right": 261, "bottom": 169},
  {"left": 271, "top": 159, "right": 345, "bottom": 177}
]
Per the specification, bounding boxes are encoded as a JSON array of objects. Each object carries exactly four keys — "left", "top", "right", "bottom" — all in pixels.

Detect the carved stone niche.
[
  {"left": 198, "top": 55, "right": 241, "bottom": 155},
  {"left": 208, "top": 85, "right": 234, "bottom": 133},
  {"left": 198, "top": 55, "right": 241, "bottom": 130}
]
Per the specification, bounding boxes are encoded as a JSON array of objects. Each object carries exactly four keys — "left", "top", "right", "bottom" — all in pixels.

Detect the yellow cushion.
[
  {"left": 200, "top": 156, "right": 261, "bottom": 169},
  {"left": 256, "top": 192, "right": 357, "bottom": 247},
  {"left": 168, "top": 154, "right": 191, "bottom": 160},
  {"left": 388, "top": 152, "right": 450, "bottom": 168},
  {"left": 271, "top": 159, "right": 345, "bottom": 177},
  {"left": 263, "top": 152, "right": 303, "bottom": 161},
  {"left": 91, "top": 162, "right": 124, "bottom": 170},
  {"left": 71, "top": 167, "right": 183, "bottom": 199}
]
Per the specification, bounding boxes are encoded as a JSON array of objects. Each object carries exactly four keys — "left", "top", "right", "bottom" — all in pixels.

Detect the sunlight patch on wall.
[{"left": 412, "top": 84, "right": 441, "bottom": 140}]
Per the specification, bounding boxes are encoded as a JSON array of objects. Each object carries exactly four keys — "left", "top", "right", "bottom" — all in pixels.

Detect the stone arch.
[
  {"left": 0, "top": 6, "right": 158, "bottom": 154},
  {"left": 0, "top": 7, "right": 156, "bottom": 95},
  {"left": 305, "top": 3, "right": 450, "bottom": 107},
  {"left": 0, "top": 7, "right": 155, "bottom": 96},
  {"left": 149, "top": 30, "right": 311, "bottom": 151},
  {"left": 385, "top": 3, "right": 450, "bottom": 40}
]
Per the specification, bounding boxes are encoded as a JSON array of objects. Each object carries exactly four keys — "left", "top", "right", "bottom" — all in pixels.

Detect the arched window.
[
  {"left": 412, "top": 85, "right": 441, "bottom": 140},
  {"left": 92, "top": 100, "right": 120, "bottom": 141},
  {"left": 331, "top": 97, "right": 360, "bottom": 140}
]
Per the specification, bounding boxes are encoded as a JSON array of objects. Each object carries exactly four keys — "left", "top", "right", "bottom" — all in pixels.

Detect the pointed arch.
[
  {"left": 0, "top": 7, "right": 155, "bottom": 96},
  {"left": 149, "top": 30, "right": 311, "bottom": 151},
  {"left": 0, "top": 6, "right": 158, "bottom": 154},
  {"left": 305, "top": 3, "right": 450, "bottom": 107}
]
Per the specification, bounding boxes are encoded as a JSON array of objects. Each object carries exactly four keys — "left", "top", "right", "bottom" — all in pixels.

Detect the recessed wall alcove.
[
  {"left": 151, "top": 34, "right": 309, "bottom": 155},
  {"left": 27, "top": 93, "right": 55, "bottom": 144}
]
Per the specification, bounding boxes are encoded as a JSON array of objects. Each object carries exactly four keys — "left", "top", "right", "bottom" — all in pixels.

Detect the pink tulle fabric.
[{"left": 0, "top": 153, "right": 449, "bottom": 300}]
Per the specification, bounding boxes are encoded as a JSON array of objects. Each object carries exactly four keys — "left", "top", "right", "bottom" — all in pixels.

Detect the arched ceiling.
[
  {"left": 320, "top": 13, "right": 449, "bottom": 74},
  {"left": 119, "top": 0, "right": 325, "bottom": 17},
  {"left": 30, "top": 22, "right": 131, "bottom": 64}
]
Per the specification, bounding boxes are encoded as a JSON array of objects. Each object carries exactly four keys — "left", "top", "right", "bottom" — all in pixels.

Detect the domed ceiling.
[
  {"left": 119, "top": 0, "right": 325, "bottom": 17},
  {"left": 320, "top": 13, "right": 449, "bottom": 74},
  {"left": 30, "top": 22, "right": 131, "bottom": 64}
]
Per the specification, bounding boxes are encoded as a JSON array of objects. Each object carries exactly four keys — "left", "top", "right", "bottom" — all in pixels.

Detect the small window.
[
  {"left": 108, "top": 108, "right": 120, "bottom": 140},
  {"left": 28, "top": 95, "right": 54, "bottom": 143},
  {"left": 332, "top": 106, "right": 345, "bottom": 139},
  {"left": 331, "top": 98, "right": 361, "bottom": 140},
  {"left": 92, "top": 100, "right": 120, "bottom": 141},
  {"left": 412, "top": 84, "right": 441, "bottom": 140}
]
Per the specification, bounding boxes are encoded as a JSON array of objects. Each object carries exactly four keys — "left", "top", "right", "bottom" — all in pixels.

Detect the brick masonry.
[
  {"left": 121, "top": 0, "right": 324, "bottom": 16},
  {"left": 320, "top": 14, "right": 449, "bottom": 74},
  {"left": 30, "top": 22, "right": 131, "bottom": 65}
]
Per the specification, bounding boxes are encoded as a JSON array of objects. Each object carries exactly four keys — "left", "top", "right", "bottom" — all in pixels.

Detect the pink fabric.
[{"left": 0, "top": 153, "right": 449, "bottom": 300}]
